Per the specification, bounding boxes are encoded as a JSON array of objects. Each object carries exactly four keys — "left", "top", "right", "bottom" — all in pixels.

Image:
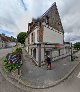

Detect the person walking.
[{"left": 46, "top": 56, "right": 51, "bottom": 70}]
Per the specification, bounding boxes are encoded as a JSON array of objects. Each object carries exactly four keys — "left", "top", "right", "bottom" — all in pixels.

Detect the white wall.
[
  {"left": 29, "top": 27, "right": 39, "bottom": 44},
  {"left": 25, "top": 38, "right": 28, "bottom": 46},
  {"left": 52, "top": 50, "right": 59, "bottom": 57},
  {"left": 43, "top": 26, "right": 63, "bottom": 44},
  {"left": 65, "top": 48, "right": 70, "bottom": 53},
  {"left": 0, "top": 41, "right": 2, "bottom": 48},
  {"left": 60, "top": 48, "right": 66, "bottom": 55},
  {"left": 29, "top": 47, "right": 31, "bottom": 55},
  {"left": 34, "top": 28, "right": 38, "bottom": 43},
  {"left": 6, "top": 42, "right": 16, "bottom": 47},
  {"left": 0, "top": 40, "right": 6, "bottom": 48},
  {"left": 2, "top": 42, "right": 6, "bottom": 48}
]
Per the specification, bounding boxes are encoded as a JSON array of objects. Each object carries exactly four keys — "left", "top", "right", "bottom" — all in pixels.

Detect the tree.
[
  {"left": 74, "top": 42, "right": 80, "bottom": 50},
  {"left": 17, "top": 32, "right": 27, "bottom": 44}
]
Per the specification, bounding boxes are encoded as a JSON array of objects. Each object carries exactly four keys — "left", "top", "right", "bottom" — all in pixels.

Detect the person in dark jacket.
[{"left": 46, "top": 56, "right": 51, "bottom": 70}]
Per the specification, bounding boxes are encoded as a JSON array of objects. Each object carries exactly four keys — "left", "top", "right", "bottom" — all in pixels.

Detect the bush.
[
  {"left": 3, "top": 58, "right": 17, "bottom": 72},
  {"left": 15, "top": 47, "right": 22, "bottom": 54},
  {"left": 3, "top": 47, "right": 23, "bottom": 72},
  {"left": 74, "top": 42, "right": 80, "bottom": 50}
]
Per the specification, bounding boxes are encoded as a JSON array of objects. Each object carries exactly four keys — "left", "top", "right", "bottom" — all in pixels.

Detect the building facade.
[
  {"left": 26, "top": 2, "right": 70, "bottom": 66},
  {"left": 0, "top": 34, "right": 16, "bottom": 48}
]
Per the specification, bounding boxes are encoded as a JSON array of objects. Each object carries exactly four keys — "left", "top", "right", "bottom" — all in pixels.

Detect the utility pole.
[{"left": 71, "top": 43, "right": 73, "bottom": 61}]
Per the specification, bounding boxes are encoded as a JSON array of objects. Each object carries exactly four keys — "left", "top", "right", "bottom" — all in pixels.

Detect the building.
[
  {"left": 0, "top": 34, "right": 8, "bottom": 48},
  {"left": 0, "top": 34, "right": 16, "bottom": 48},
  {"left": 26, "top": 2, "right": 70, "bottom": 66}
]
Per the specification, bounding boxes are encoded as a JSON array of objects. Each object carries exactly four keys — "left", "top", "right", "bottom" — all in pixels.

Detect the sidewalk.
[
  {"left": 20, "top": 49, "right": 80, "bottom": 88},
  {"left": 0, "top": 49, "right": 80, "bottom": 89}
]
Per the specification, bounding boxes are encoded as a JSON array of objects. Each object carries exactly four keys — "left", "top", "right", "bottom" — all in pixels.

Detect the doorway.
[{"left": 33, "top": 48, "right": 36, "bottom": 59}]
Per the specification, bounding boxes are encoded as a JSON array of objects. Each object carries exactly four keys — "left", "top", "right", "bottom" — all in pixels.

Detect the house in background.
[
  {"left": 26, "top": 2, "right": 70, "bottom": 66},
  {"left": 0, "top": 33, "right": 16, "bottom": 48},
  {"left": 0, "top": 34, "right": 8, "bottom": 48}
]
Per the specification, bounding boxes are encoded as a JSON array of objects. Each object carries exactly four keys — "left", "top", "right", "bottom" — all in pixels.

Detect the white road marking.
[
  {"left": 77, "top": 72, "right": 80, "bottom": 78},
  {"left": 63, "top": 64, "right": 67, "bottom": 66}
]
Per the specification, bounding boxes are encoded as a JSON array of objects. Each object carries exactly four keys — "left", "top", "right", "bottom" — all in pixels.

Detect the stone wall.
[
  {"left": 38, "top": 25, "right": 44, "bottom": 42},
  {"left": 41, "top": 2, "right": 64, "bottom": 33}
]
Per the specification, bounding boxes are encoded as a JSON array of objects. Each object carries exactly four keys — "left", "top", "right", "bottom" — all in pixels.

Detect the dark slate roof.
[
  {"left": 0, "top": 35, "right": 8, "bottom": 42},
  {"left": 0, "top": 34, "right": 16, "bottom": 42}
]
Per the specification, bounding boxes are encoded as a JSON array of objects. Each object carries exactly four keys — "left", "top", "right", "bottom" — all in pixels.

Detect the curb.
[{"left": 0, "top": 57, "right": 80, "bottom": 89}]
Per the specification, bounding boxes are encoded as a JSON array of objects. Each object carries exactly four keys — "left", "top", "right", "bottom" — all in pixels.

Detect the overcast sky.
[{"left": 0, "top": 0, "right": 80, "bottom": 43}]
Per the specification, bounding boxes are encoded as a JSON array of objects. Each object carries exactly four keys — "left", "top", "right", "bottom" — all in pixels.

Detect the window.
[
  {"left": 31, "top": 33, "right": 33, "bottom": 42},
  {"left": 31, "top": 49, "right": 32, "bottom": 55},
  {"left": 58, "top": 22, "right": 60, "bottom": 25},
  {"left": 31, "top": 32, "right": 35, "bottom": 43},
  {"left": 45, "top": 16, "right": 49, "bottom": 25},
  {"left": 37, "top": 30, "right": 39, "bottom": 42}
]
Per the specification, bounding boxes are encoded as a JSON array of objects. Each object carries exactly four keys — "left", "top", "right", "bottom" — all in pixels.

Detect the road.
[
  {"left": 39, "top": 62, "right": 80, "bottom": 92},
  {"left": 0, "top": 48, "right": 80, "bottom": 92}
]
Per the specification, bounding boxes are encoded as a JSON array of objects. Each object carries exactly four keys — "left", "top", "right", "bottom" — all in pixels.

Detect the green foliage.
[
  {"left": 17, "top": 32, "right": 27, "bottom": 44},
  {"left": 15, "top": 47, "right": 22, "bottom": 54},
  {"left": 74, "top": 42, "right": 80, "bottom": 50},
  {"left": 3, "top": 47, "right": 23, "bottom": 72},
  {"left": 3, "top": 58, "right": 17, "bottom": 72}
]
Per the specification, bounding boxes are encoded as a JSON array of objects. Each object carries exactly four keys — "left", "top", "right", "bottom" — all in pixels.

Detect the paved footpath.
[{"left": 21, "top": 49, "right": 80, "bottom": 88}]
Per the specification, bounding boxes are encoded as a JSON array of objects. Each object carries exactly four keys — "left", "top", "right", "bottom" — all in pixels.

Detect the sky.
[{"left": 0, "top": 0, "right": 80, "bottom": 43}]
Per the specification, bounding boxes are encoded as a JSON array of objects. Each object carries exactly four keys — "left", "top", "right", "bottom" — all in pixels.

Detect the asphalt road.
[
  {"left": 43, "top": 62, "right": 80, "bottom": 92},
  {"left": 0, "top": 48, "right": 80, "bottom": 92},
  {"left": 0, "top": 48, "right": 13, "bottom": 58}
]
